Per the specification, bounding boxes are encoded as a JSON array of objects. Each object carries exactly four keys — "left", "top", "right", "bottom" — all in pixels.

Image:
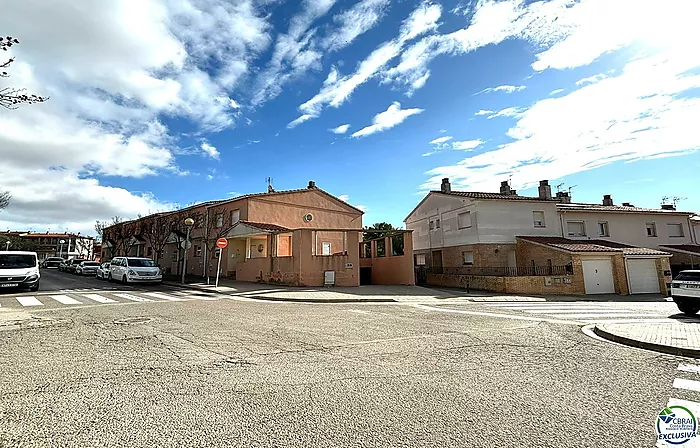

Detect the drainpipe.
[{"left": 559, "top": 210, "right": 566, "bottom": 237}]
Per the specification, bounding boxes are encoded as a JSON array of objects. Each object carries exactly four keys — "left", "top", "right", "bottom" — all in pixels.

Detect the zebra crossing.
[
  {"left": 0, "top": 288, "right": 237, "bottom": 309},
  {"left": 657, "top": 363, "right": 700, "bottom": 447},
  {"left": 483, "top": 301, "right": 673, "bottom": 324}
]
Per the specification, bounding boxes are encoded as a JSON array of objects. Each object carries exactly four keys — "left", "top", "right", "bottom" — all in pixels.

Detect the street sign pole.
[
  {"left": 215, "top": 248, "right": 222, "bottom": 289},
  {"left": 214, "top": 237, "right": 228, "bottom": 290}
]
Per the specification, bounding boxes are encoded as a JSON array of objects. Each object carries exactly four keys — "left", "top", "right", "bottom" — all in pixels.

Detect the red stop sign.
[{"left": 216, "top": 238, "right": 228, "bottom": 249}]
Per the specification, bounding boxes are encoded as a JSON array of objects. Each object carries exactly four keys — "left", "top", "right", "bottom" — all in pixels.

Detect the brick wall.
[
  {"left": 426, "top": 273, "right": 582, "bottom": 295},
  {"left": 657, "top": 257, "right": 672, "bottom": 296},
  {"left": 516, "top": 239, "right": 573, "bottom": 268},
  {"left": 611, "top": 254, "right": 629, "bottom": 295},
  {"left": 418, "top": 243, "right": 515, "bottom": 268}
]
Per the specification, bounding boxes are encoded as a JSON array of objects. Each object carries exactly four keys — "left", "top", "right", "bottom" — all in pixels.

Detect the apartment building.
[
  {"left": 0, "top": 231, "right": 94, "bottom": 260},
  {"left": 405, "top": 178, "right": 695, "bottom": 295},
  {"left": 103, "top": 182, "right": 415, "bottom": 287}
]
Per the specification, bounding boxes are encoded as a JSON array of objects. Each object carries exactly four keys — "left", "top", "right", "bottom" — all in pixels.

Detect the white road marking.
[
  {"left": 113, "top": 293, "right": 154, "bottom": 302},
  {"left": 412, "top": 304, "right": 578, "bottom": 325},
  {"left": 673, "top": 378, "right": 700, "bottom": 393},
  {"left": 16, "top": 296, "right": 43, "bottom": 307},
  {"left": 48, "top": 295, "right": 82, "bottom": 305},
  {"left": 549, "top": 313, "right": 663, "bottom": 319},
  {"left": 82, "top": 294, "right": 117, "bottom": 304},
  {"left": 486, "top": 303, "right": 595, "bottom": 308},
  {"left": 520, "top": 308, "right": 623, "bottom": 314},
  {"left": 678, "top": 364, "right": 700, "bottom": 374},
  {"left": 141, "top": 292, "right": 186, "bottom": 301},
  {"left": 579, "top": 318, "right": 673, "bottom": 324}
]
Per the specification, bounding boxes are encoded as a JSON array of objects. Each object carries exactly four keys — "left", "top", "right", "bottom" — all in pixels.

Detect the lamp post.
[
  {"left": 59, "top": 239, "right": 66, "bottom": 258},
  {"left": 181, "top": 217, "right": 194, "bottom": 284}
]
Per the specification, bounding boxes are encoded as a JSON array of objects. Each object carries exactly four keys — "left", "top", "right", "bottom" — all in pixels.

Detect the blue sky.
[{"left": 0, "top": 0, "right": 698, "bottom": 234}]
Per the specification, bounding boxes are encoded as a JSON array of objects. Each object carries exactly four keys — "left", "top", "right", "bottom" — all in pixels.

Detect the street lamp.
[
  {"left": 181, "top": 217, "right": 195, "bottom": 284},
  {"left": 59, "top": 239, "right": 66, "bottom": 258}
]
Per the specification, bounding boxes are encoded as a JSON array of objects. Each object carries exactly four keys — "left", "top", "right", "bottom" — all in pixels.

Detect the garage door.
[
  {"left": 627, "top": 259, "right": 660, "bottom": 294},
  {"left": 582, "top": 258, "right": 615, "bottom": 294}
]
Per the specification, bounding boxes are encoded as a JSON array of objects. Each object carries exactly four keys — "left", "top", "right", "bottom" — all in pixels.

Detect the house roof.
[
  {"left": 432, "top": 190, "right": 556, "bottom": 202},
  {"left": 208, "top": 186, "right": 365, "bottom": 214},
  {"left": 239, "top": 221, "right": 291, "bottom": 233},
  {"left": 517, "top": 236, "right": 670, "bottom": 256},
  {"left": 659, "top": 244, "right": 700, "bottom": 256},
  {"left": 557, "top": 203, "right": 694, "bottom": 215}
]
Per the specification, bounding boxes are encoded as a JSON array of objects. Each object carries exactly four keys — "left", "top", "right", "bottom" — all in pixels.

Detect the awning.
[
  {"left": 224, "top": 221, "right": 290, "bottom": 238},
  {"left": 659, "top": 244, "right": 700, "bottom": 257}
]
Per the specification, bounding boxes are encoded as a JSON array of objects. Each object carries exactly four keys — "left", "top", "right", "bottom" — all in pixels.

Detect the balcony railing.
[{"left": 427, "top": 264, "right": 572, "bottom": 277}]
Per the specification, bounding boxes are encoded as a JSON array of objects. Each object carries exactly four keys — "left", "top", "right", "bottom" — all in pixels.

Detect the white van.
[
  {"left": 108, "top": 257, "right": 162, "bottom": 284},
  {"left": 670, "top": 270, "right": 700, "bottom": 316},
  {"left": 0, "top": 251, "right": 40, "bottom": 292}
]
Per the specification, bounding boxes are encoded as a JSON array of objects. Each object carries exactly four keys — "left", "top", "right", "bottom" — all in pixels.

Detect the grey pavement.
[
  {"left": 1, "top": 269, "right": 698, "bottom": 447},
  {"left": 595, "top": 320, "right": 700, "bottom": 358}
]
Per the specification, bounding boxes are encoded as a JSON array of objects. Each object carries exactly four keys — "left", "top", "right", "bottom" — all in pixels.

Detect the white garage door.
[
  {"left": 582, "top": 258, "right": 615, "bottom": 294},
  {"left": 627, "top": 259, "right": 660, "bottom": 294}
]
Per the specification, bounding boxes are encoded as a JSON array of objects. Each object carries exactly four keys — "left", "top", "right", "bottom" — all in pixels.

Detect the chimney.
[
  {"left": 500, "top": 181, "right": 511, "bottom": 195},
  {"left": 538, "top": 180, "right": 552, "bottom": 200},
  {"left": 661, "top": 204, "right": 676, "bottom": 211},
  {"left": 622, "top": 202, "right": 634, "bottom": 207},
  {"left": 267, "top": 185, "right": 275, "bottom": 193},
  {"left": 602, "top": 195, "right": 613, "bottom": 206},
  {"left": 440, "top": 178, "right": 451, "bottom": 193},
  {"left": 555, "top": 191, "right": 571, "bottom": 204},
  {"left": 307, "top": 181, "right": 316, "bottom": 189}
]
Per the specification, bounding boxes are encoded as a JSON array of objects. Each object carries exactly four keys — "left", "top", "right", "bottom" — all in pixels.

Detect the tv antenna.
[
  {"left": 266, "top": 177, "right": 274, "bottom": 193},
  {"left": 555, "top": 183, "right": 565, "bottom": 193},
  {"left": 568, "top": 185, "right": 577, "bottom": 195}
]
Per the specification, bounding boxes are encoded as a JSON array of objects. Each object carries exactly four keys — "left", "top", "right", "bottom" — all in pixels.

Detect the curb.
[
  {"left": 244, "top": 295, "right": 396, "bottom": 304},
  {"left": 593, "top": 325, "right": 700, "bottom": 359}
]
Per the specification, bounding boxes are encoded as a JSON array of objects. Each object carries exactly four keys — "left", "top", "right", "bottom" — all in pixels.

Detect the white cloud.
[
  {"left": 429, "top": 136, "right": 453, "bottom": 145},
  {"left": 200, "top": 140, "right": 220, "bottom": 159},
  {"left": 451, "top": 139, "right": 484, "bottom": 150},
  {"left": 575, "top": 73, "right": 607, "bottom": 86},
  {"left": 229, "top": 98, "right": 241, "bottom": 109},
  {"left": 439, "top": 129, "right": 448, "bottom": 133},
  {"left": 207, "top": 174, "right": 214, "bottom": 181},
  {"left": 549, "top": 88, "right": 565, "bottom": 95},
  {"left": 421, "top": 46, "right": 700, "bottom": 193},
  {"left": 475, "top": 109, "right": 493, "bottom": 116},
  {"left": 486, "top": 106, "right": 524, "bottom": 119},
  {"left": 352, "top": 102, "right": 424, "bottom": 138},
  {"left": 321, "top": 0, "right": 391, "bottom": 52},
  {"left": 330, "top": 124, "right": 351, "bottom": 134},
  {"left": 475, "top": 85, "right": 526, "bottom": 95},
  {"left": 287, "top": 114, "right": 315, "bottom": 129},
  {"left": 337, "top": 195, "right": 351, "bottom": 202},
  {"left": 291, "top": 2, "right": 442, "bottom": 125},
  {"left": 335, "top": 195, "right": 366, "bottom": 212}
]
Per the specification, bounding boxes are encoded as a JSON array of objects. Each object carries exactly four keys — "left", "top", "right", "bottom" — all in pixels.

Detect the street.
[{"left": 0, "top": 270, "right": 697, "bottom": 447}]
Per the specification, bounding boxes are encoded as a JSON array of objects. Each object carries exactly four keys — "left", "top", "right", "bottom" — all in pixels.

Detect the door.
[
  {"left": 582, "top": 258, "right": 615, "bottom": 294},
  {"left": 432, "top": 250, "right": 443, "bottom": 273},
  {"left": 627, "top": 258, "right": 661, "bottom": 294},
  {"left": 360, "top": 267, "right": 372, "bottom": 285}
]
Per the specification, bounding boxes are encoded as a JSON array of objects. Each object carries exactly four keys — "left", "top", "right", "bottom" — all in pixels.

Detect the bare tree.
[
  {"left": 142, "top": 210, "right": 191, "bottom": 265},
  {"left": 0, "top": 189, "right": 9, "bottom": 210},
  {"left": 0, "top": 36, "right": 48, "bottom": 109},
  {"left": 203, "top": 205, "right": 234, "bottom": 281}
]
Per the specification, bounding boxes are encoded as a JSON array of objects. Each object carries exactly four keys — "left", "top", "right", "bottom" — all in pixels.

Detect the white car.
[
  {"left": 108, "top": 257, "right": 162, "bottom": 284},
  {"left": 0, "top": 251, "right": 40, "bottom": 292},
  {"left": 670, "top": 270, "right": 700, "bottom": 316},
  {"left": 96, "top": 262, "right": 111, "bottom": 280}
]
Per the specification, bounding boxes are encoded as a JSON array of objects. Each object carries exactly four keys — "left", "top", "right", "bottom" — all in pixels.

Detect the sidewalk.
[{"left": 594, "top": 320, "right": 700, "bottom": 358}]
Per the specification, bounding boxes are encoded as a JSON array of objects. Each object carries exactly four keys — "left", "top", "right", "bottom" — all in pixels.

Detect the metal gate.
[{"left": 415, "top": 266, "right": 427, "bottom": 285}]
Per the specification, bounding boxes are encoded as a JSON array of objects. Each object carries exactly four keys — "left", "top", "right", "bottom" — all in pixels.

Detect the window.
[
  {"left": 429, "top": 220, "right": 434, "bottom": 230},
  {"left": 646, "top": 222, "right": 657, "bottom": 237},
  {"left": 376, "top": 239, "right": 386, "bottom": 257},
  {"left": 567, "top": 221, "right": 586, "bottom": 237},
  {"left": 215, "top": 213, "right": 223, "bottom": 228},
  {"left": 533, "top": 211, "right": 545, "bottom": 228},
  {"left": 597, "top": 222, "right": 609, "bottom": 237},
  {"left": 668, "top": 223, "right": 684, "bottom": 237},
  {"left": 322, "top": 242, "right": 331, "bottom": 256},
  {"left": 414, "top": 254, "right": 426, "bottom": 266},
  {"left": 230, "top": 209, "right": 240, "bottom": 224},
  {"left": 462, "top": 251, "right": 474, "bottom": 265},
  {"left": 435, "top": 219, "right": 440, "bottom": 229},
  {"left": 195, "top": 245, "right": 202, "bottom": 257},
  {"left": 458, "top": 211, "right": 472, "bottom": 229}
]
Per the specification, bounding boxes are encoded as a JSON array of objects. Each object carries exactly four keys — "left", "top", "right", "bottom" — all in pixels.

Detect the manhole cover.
[{"left": 114, "top": 317, "right": 153, "bottom": 325}]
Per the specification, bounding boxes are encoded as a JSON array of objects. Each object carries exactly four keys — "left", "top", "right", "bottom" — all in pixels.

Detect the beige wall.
[
  {"left": 247, "top": 190, "right": 362, "bottom": 230},
  {"left": 561, "top": 210, "right": 694, "bottom": 249},
  {"left": 360, "top": 233, "right": 415, "bottom": 285}
]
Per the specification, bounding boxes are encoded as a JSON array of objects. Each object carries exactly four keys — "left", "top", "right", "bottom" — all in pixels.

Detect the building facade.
[
  {"left": 405, "top": 178, "right": 692, "bottom": 295},
  {"left": 0, "top": 231, "right": 94, "bottom": 260}
]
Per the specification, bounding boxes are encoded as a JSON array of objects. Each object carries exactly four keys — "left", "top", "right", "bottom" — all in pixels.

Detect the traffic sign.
[
  {"left": 216, "top": 238, "right": 228, "bottom": 249},
  {"left": 180, "top": 240, "right": 192, "bottom": 250}
]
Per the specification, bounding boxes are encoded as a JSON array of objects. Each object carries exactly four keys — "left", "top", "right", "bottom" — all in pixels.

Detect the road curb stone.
[{"left": 593, "top": 323, "right": 700, "bottom": 359}]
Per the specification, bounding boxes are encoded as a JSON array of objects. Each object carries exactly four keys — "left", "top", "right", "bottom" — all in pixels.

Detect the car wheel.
[
  {"left": 122, "top": 275, "right": 128, "bottom": 285},
  {"left": 677, "top": 303, "right": 700, "bottom": 316},
  {"left": 29, "top": 283, "right": 39, "bottom": 292}
]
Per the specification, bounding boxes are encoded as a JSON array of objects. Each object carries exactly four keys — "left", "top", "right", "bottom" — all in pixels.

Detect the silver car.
[
  {"left": 75, "top": 261, "right": 100, "bottom": 276},
  {"left": 96, "top": 262, "right": 111, "bottom": 280},
  {"left": 670, "top": 270, "right": 700, "bottom": 316}
]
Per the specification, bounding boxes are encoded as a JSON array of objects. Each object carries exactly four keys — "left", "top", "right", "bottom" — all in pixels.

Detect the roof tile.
[{"left": 517, "top": 236, "right": 669, "bottom": 255}]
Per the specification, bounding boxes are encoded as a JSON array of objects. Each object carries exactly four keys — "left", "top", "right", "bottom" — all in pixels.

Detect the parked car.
[
  {"left": 0, "top": 251, "right": 40, "bottom": 292},
  {"left": 96, "top": 262, "right": 111, "bottom": 280},
  {"left": 670, "top": 270, "right": 700, "bottom": 316},
  {"left": 75, "top": 261, "right": 100, "bottom": 276},
  {"left": 41, "top": 257, "right": 63, "bottom": 269},
  {"left": 108, "top": 257, "right": 162, "bottom": 284},
  {"left": 58, "top": 259, "right": 69, "bottom": 272},
  {"left": 65, "top": 259, "right": 87, "bottom": 274}
]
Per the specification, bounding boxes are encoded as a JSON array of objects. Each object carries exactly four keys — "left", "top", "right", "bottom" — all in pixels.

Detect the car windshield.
[
  {"left": 0, "top": 254, "right": 37, "bottom": 269},
  {"left": 47, "top": 258, "right": 62, "bottom": 262},
  {"left": 676, "top": 272, "right": 700, "bottom": 281},
  {"left": 83, "top": 262, "right": 100, "bottom": 266},
  {"left": 127, "top": 258, "right": 156, "bottom": 267}
]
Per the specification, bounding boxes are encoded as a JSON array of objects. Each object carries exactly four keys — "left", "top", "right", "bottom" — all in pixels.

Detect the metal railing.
[{"left": 427, "top": 264, "right": 572, "bottom": 277}]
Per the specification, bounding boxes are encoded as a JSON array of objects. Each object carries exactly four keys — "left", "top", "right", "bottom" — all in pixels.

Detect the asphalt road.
[{"left": 0, "top": 272, "right": 696, "bottom": 447}]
